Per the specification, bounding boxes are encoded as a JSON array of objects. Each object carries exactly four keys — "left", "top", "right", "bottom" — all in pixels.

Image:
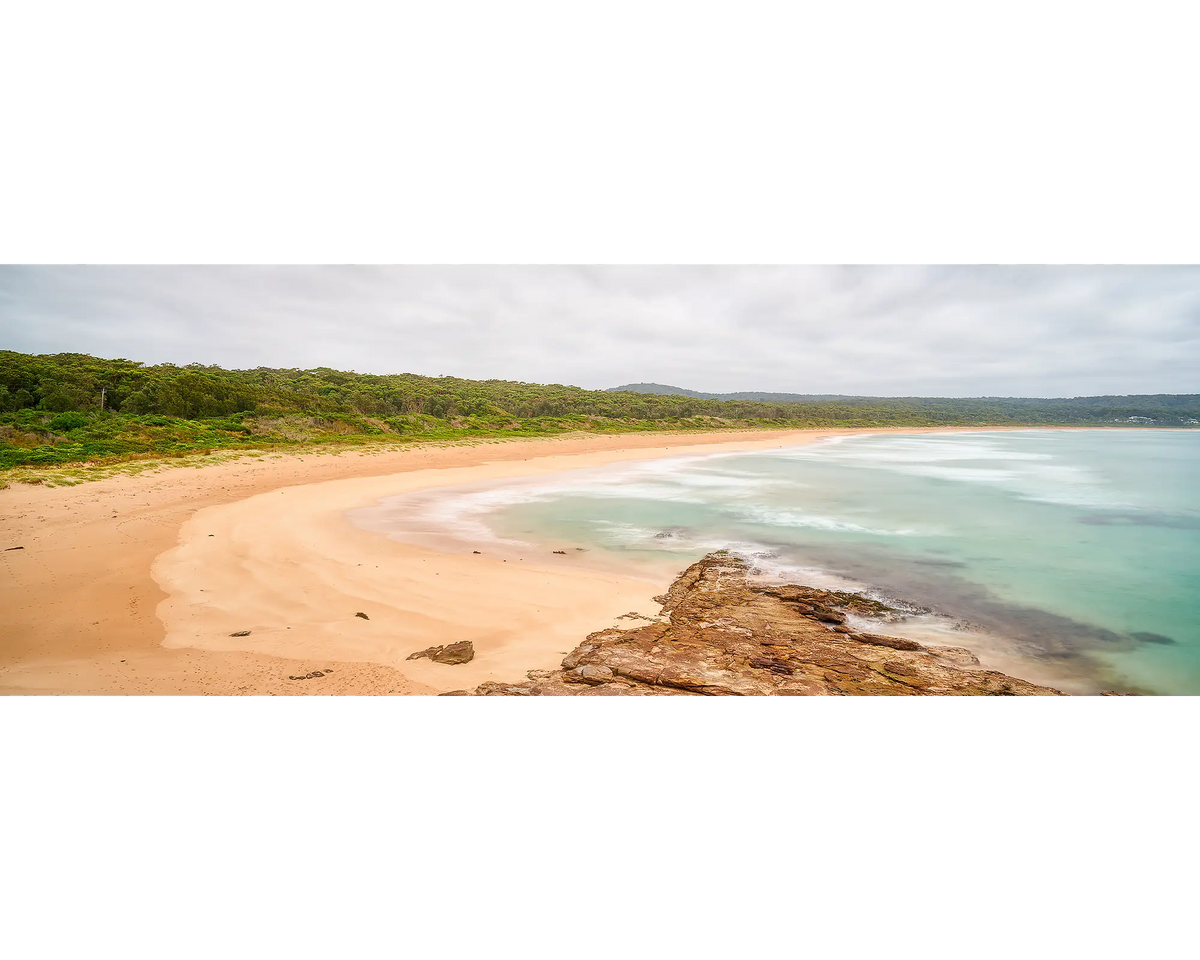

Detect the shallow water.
[{"left": 358, "top": 430, "right": 1200, "bottom": 694}]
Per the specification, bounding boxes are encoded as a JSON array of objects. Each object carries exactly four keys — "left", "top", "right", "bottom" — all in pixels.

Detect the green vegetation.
[
  {"left": 610, "top": 382, "right": 1200, "bottom": 422},
  {"left": 2, "top": 350, "right": 1196, "bottom": 475}
]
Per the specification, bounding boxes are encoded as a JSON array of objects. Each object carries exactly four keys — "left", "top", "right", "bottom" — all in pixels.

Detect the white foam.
[
  {"left": 781, "top": 435, "right": 1052, "bottom": 465},
  {"left": 897, "top": 465, "right": 1018, "bottom": 484},
  {"left": 586, "top": 520, "right": 700, "bottom": 551},
  {"left": 736, "top": 505, "right": 918, "bottom": 536}
]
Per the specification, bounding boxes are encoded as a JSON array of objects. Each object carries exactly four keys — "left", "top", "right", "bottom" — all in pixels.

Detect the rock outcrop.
[
  {"left": 408, "top": 641, "right": 475, "bottom": 665},
  {"left": 443, "top": 553, "right": 1062, "bottom": 696}
]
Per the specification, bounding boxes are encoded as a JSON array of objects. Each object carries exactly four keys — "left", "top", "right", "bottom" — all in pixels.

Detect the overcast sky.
[{"left": 0, "top": 265, "right": 1196, "bottom": 397}]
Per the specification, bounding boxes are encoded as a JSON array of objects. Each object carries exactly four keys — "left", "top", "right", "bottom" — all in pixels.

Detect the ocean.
[{"left": 355, "top": 430, "right": 1200, "bottom": 695}]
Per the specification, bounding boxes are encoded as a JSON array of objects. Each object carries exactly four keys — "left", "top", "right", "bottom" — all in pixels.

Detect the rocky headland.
[{"left": 443, "top": 552, "right": 1063, "bottom": 696}]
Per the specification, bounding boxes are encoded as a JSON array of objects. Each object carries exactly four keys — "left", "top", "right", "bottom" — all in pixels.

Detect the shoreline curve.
[{"left": 1, "top": 426, "right": 1080, "bottom": 695}]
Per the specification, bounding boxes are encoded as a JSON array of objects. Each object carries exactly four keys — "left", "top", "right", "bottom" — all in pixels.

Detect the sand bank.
[{"left": 0, "top": 426, "right": 1040, "bottom": 695}]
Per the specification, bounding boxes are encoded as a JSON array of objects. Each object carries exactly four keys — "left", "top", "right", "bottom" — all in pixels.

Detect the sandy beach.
[{"left": 1, "top": 426, "right": 1046, "bottom": 695}]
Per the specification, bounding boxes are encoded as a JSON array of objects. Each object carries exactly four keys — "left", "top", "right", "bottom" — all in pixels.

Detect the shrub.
[{"left": 48, "top": 411, "right": 91, "bottom": 432}]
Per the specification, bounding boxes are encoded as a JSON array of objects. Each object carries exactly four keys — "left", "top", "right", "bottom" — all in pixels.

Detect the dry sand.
[{"left": 0, "top": 426, "right": 1029, "bottom": 695}]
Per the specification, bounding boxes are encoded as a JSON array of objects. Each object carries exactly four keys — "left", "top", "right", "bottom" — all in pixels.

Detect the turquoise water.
[{"left": 361, "top": 430, "right": 1200, "bottom": 694}]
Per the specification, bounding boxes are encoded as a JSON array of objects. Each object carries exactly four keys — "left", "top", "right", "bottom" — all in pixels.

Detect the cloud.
[{"left": 1, "top": 265, "right": 1197, "bottom": 396}]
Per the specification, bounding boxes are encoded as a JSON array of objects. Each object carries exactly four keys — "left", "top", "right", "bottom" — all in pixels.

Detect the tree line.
[{"left": 2, "top": 350, "right": 1196, "bottom": 470}]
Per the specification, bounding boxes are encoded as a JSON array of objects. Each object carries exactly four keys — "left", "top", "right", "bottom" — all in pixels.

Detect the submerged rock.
[
  {"left": 926, "top": 645, "right": 982, "bottom": 668},
  {"left": 1130, "top": 631, "right": 1175, "bottom": 645},
  {"left": 449, "top": 553, "right": 1063, "bottom": 697}
]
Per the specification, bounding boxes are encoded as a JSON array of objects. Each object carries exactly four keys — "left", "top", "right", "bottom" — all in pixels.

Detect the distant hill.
[
  {"left": 606, "top": 381, "right": 1200, "bottom": 422},
  {"left": 607, "top": 383, "right": 857, "bottom": 402}
]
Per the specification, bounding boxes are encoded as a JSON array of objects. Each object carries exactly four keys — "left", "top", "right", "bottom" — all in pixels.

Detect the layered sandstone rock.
[{"left": 444, "top": 553, "right": 1062, "bottom": 697}]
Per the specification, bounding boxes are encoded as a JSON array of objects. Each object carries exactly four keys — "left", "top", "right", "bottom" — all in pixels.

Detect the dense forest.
[{"left": 2, "top": 350, "right": 1197, "bottom": 470}]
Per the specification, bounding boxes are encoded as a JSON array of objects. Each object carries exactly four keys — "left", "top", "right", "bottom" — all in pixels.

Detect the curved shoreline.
[{"left": 1, "top": 426, "right": 1091, "bottom": 695}]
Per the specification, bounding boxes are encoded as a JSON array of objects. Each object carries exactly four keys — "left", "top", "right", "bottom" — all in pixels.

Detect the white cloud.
[{"left": 1, "top": 265, "right": 1197, "bottom": 396}]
